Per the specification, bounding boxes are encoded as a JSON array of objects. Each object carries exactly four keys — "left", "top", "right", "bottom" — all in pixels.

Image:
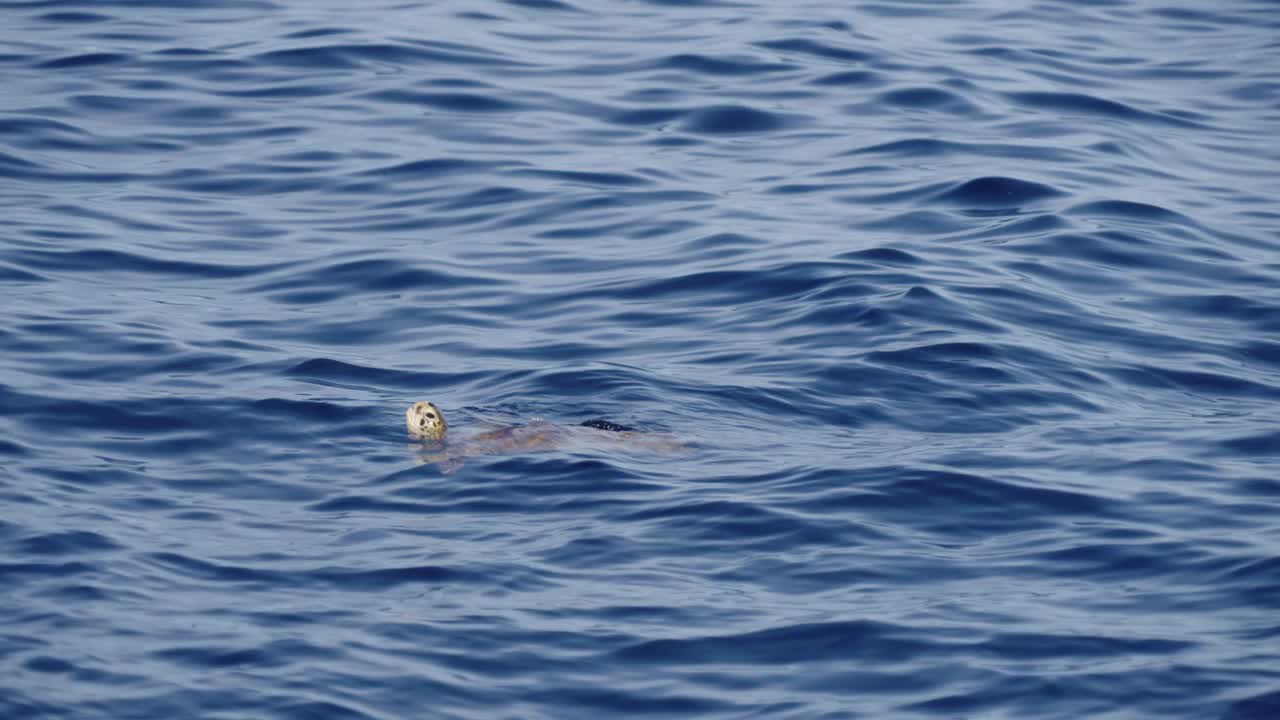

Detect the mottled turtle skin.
[
  {"left": 406, "top": 401, "right": 448, "bottom": 441},
  {"left": 406, "top": 401, "right": 688, "bottom": 473}
]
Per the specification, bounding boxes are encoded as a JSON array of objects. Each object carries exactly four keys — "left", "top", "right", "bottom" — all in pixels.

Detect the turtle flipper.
[
  {"left": 412, "top": 445, "right": 465, "bottom": 474},
  {"left": 437, "top": 456, "right": 466, "bottom": 474},
  {"left": 579, "top": 419, "right": 635, "bottom": 432}
]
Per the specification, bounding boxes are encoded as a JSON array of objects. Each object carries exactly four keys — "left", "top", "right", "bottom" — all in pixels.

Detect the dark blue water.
[{"left": 3, "top": 1, "right": 1279, "bottom": 718}]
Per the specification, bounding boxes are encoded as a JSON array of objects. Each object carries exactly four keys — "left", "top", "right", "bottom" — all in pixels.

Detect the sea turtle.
[{"left": 406, "top": 401, "right": 690, "bottom": 473}]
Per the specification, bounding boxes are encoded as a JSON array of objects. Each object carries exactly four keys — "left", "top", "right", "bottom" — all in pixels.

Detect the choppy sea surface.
[{"left": 3, "top": 1, "right": 1279, "bottom": 718}]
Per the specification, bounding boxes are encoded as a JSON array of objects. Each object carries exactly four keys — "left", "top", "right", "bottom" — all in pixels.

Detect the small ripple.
[
  {"left": 810, "top": 69, "right": 885, "bottom": 86},
  {"left": 849, "top": 137, "right": 1081, "bottom": 162},
  {"left": 1067, "top": 199, "right": 1193, "bottom": 225},
  {"left": 15, "top": 531, "right": 121, "bottom": 556},
  {"left": 505, "top": 0, "right": 583, "bottom": 12},
  {"left": 756, "top": 38, "right": 872, "bottom": 63},
  {"left": 146, "top": 551, "right": 483, "bottom": 590},
  {"left": 285, "top": 357, "right": 481, "bottom": 390},
  {"left": 37, "top": 52, "right": 130, "bottom": 69},
  {"left": 615, "top": 620, "right": 939, "bottom": 664},
  {"left": 1224, "top": 690, "right": 1280, "bottom": 720},
  {"left": 621, "top": 499, "right": 845, "bottom": 549},
  {"left": 35, "top": 12, "right": 114, "bottom": 23},
  {"left": 245, "top": 256, "right": 504, "bottom": 301},
  {"left": 0, "top": 561, "right": 94, "bottom": 582},
  {"left": 933, "top": 176, "right": 1064, "bottom": 208},
  {"left": 1216, "top": 432, "right": 1280, "bottom": 458},
  {"left": 657, "top": 53, "right": 795, "bottom": 76},
  {"left": 364, "top": 89, "right": 524, "bottom": 112},
  {"left": 0, "top": 264, "right": 45, "bottom": 282},
  {"left": 255, "top": 42, "right": 521, "bottom": 69},
  {"left": 512, "top": 168, "right": 654, "bottom": 187},
  {"left": 152, "top": 639, "right": 340, "bottom": 669},
  {"left": 792, "top": 466, "right": 1110, "bottom": 537},
  {"left": 879, "top": 86, "right": 980, "bottom": 113},
  {"left": 1108, "top": 364, "right": 1280, "bottom": 400},
  {"left": 1006, "top": 90, "right": 1206, "bottom": 128},
  {"left": 979, "top": 631, "right": 1191, "bottom": 659},
  {"left": 680, "top": 105, "right": 796, "bottom": 134},
  {"left": 607, "top": 107, "right": 687, "bottom": 127},
  {"left": 5, "top": 248, "right": 287, "bottom": 279}
]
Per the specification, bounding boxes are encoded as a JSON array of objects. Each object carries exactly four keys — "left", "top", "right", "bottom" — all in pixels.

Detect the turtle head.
[{"left": 406, "top": 401, "right": 447, "bottom": 441}]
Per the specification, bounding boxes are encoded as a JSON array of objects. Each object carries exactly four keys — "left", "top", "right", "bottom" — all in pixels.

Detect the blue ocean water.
[{"left": 2, "top": 0, "right": 1279, "bottom": 717}]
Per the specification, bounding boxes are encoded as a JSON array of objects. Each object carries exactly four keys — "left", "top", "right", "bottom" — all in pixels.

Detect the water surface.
[{"left": 2, "top": 1, "right": 1279, "bottom": 718}]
